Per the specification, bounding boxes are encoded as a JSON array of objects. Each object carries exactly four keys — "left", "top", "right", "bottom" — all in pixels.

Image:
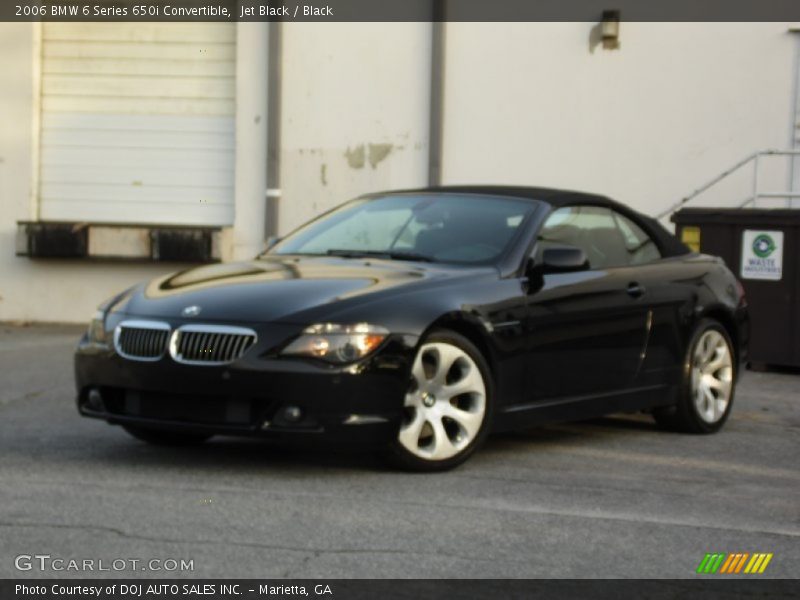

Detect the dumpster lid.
[{"left": 672, "top": 207, "right": 800, "bottom": 226}]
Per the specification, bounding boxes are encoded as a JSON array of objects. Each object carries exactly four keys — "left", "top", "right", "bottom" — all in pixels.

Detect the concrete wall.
[
  {"left": 1, "top": 22, "right": 798, "bottom": 323},
  {"left": 0, "top": 24, "right": 186, "bottom": 324},
  {"left": 441, "top": 23, "right": 799, "bottom": 218},
  {"left": 277, "top": 23, "right": 432, "bottom": 233}
]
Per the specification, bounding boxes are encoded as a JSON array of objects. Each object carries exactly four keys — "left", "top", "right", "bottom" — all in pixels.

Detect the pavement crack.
[
  {"left": 4, "top": 477, "right": 799, "bottom": 540},
  {"left": 282, "top": 552, "right": 318, "bottom": 578},
  {"left": 0, "top": 389, "right": 51, "bottom": 408}
]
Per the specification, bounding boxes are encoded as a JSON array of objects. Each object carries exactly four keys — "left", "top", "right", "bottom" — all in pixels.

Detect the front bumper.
[{"left": 75, "top": 321, "right": 418, "bottom": 445}]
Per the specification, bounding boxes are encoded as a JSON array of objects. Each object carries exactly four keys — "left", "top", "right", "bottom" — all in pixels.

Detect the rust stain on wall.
[
  {"left": 344, "top": 145, "right": 366, "bottom": 169},
  {"left": 368, "top": 143, "right": 393, "bottom": 169},
  {"left": 344, "top": 142, "right": 396, "bottom": 170}
]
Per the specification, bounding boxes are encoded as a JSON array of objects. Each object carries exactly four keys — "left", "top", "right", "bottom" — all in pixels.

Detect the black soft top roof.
[
  {"left": 385, "top": 184, "right": 604, "bottom": 205},
  {"left": 375, "top": 185, "right": 691, "bottom": 258}
]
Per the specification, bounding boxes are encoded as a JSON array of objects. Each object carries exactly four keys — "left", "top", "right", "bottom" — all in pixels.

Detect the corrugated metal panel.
[{"left": 40, "top": 23, "right": 235, "bottom": 226}]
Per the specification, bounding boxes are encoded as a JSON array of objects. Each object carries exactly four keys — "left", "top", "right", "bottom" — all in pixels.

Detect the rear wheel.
[
  {"left": 122, "top": 425, "right": 212, "bottom": 446},
  {"left": 653, "top": 319, "right": 735, "bottom": 433},
  {"left": 386, "top": 330, "right": 493, "bottom": 471}
]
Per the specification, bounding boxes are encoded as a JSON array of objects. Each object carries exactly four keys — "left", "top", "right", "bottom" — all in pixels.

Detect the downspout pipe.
[
  {"left": 266, "top": 21, "right": 282, "bottom": 238},
  {"left": 428, "top": 1, "right": 446, "bottom": 187}
]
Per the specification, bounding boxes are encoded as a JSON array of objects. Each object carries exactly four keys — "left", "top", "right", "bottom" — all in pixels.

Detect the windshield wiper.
[{"left": 326, "top": 249, "right": 434, "bottom": 262}]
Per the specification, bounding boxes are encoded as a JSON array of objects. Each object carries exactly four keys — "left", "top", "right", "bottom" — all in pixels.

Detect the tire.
[
  {"left": 385, "top": 329, "right": 494, "bottom": 471},
  {"left": 122, "top": 425, "right": 212, "bottom": 446},
  {"left": 653, "top": 319, "right": 736, "bottom": 434}
]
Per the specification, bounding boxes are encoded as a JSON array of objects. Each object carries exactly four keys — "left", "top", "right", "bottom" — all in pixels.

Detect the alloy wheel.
[
  {"left": 399, "top": 342, "right": 487, "bottom": 460},
  {"left": 691, "top": 330, "right": 733, "bottom": 424}
]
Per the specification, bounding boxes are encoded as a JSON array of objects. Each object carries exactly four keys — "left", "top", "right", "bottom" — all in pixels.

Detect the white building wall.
[
  {"left": 277, "top": 23, "right": 432, "bottom": 233},
  {"left": 1, "top": 22, "right": 798, "bottom": 324},
  {"left": 0, "top": 23, "right": 230, "bottom": 324},
  {"left": 232, "top": 23, "right": 269, "bottom": 260},
  {"left": 441, "top": 23, "right": 798, "bottom": 219}
]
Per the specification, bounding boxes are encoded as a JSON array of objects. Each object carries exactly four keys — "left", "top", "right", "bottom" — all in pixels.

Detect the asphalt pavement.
[{"left": 0, "top": 323, "right": 798, "bottom": 579}]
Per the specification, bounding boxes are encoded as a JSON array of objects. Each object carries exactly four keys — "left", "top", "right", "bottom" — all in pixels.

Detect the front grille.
[
  {"left": 114, "top": 321, "right": 170, "bottom": 361},
  {"left": 170, "top": 325, "right": 257, "bottom": 365}
]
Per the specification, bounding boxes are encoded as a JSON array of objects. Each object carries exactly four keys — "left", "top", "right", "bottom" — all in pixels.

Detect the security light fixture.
[{"left": 601, "top": 10, "right": 621, "bottom": 49}]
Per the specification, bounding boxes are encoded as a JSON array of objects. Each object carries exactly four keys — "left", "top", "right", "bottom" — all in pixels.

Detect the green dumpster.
[{"left": 672, "top": 208, "right": 799, "bottom": 369}]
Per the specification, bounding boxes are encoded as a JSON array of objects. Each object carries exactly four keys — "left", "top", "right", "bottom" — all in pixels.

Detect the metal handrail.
[{"left": 657, "top": 149, "right": 800, "bottom": 220}]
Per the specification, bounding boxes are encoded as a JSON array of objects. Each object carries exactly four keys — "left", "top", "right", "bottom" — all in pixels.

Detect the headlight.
[
  {"left": 281, "top": 323, "right": 389, "bottom": 363},
  {"left": 87, "top": 310, "right": 107, "bottom": 344}
]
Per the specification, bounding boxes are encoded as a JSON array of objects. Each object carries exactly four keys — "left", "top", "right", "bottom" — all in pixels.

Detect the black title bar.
[
  {"left": 4, "top": 0, "right": 800, "bottom": 22},
  {"left": 3, "top": 579, "right": 800, "bottom": 600}
]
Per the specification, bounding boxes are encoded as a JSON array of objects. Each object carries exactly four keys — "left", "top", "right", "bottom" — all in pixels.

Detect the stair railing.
[{"left": 657, "top": 149, "right": 800, "bottom": 220}]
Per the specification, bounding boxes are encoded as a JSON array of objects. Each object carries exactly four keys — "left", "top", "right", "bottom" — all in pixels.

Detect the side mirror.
[{"left": 540, "top": 246, "right": 590, "bottom": 274}]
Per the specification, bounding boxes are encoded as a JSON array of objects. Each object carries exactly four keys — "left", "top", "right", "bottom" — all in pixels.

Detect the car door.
[
  {"left": 610, "top": 211, "right": 690, "bottom": 387},
  {"left": 524, "top": 205, "right": 652, "bottom": 401}
]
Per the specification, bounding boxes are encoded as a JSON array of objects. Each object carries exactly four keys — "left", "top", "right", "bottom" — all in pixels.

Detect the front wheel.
[
  {"left": 653, "top": 319, "right": 736, "bottom": 433},
  {"left": 386, "top": 330, "right": 494, "bottom": 471},
  {"left": 122, "top": 425, "right": 213, "bottom": 446}
]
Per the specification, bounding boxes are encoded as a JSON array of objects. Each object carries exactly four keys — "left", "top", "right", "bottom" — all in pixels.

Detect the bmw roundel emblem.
[{"left": 182, "top": 305, "right": 202, "bottom": 317}]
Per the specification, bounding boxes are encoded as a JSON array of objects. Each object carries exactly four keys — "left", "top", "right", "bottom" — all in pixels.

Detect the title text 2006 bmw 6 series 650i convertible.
[{"left": 75, "top": 186, "right": 748, "bottom": 470}]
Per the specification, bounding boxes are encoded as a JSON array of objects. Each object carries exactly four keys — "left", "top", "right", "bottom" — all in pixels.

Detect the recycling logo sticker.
[
  {"left": 741, "top": 230, "right": 783, "bottom": 281},
  {"left": 752, "top": 234, "right": 776, "bottom": 258}
]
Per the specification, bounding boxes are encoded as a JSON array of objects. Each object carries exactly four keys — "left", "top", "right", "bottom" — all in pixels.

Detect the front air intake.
[
  {"left": 169, "top": 325, "right": 257, "bottom": 366},
  {"left": 114, "top": 321, "right": 171, "bottom": 361}
]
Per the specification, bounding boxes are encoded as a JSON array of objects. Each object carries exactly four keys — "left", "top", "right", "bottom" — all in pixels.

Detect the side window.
[
  {"left": 538, "top": 206, "right": 661, "bottom": 269},
  {"left": 611, "top": 212, "right": 662, "bottom": 265}
]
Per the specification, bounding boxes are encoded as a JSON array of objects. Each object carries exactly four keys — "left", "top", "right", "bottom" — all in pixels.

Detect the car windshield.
[{"left": 269, "top": 194, "right": 536, "bottom": 264}]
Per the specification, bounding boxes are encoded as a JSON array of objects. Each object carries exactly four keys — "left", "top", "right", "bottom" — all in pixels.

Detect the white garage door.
[{"left": 39, "top": 23, "right": 235, "bottom": 226}]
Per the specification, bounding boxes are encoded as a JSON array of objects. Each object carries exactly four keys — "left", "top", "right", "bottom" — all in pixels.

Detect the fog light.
[
  {"left": 283, "top": 406, "right": 303, "bottom": 423},
  {"left": 87, "top": 388, "right": 104, "bottom": 410}
]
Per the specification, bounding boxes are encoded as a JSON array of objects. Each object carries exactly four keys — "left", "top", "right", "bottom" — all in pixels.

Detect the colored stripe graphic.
[
  {"left": 745, "top": 554, "right": 761, "bottom": 573},
  {"left": 697, "top": 554, "right": 713, "bottom": 573},
  {"left": 734, "top": 553, "right": 749, "bottom": 573},
  {"left": 719, "top": 554, "right": 736, "bottom": 573},
  {"left": 710, "top": 554, "right": 725, "bottom": 573},
  {"left": 744, "top": 553, "right": 774, "bottom": 574},
  {"left": 719, "top": 553, "right": 742, "bottom": 574},
  {"left": 698, "top": 552, "right": 773, "bottom": 575},
  {"left": 697, "top": 553, "right": 727, "bottom": 574},
  {"left": 759, "top": 554, "right": 773, "bottom": 573}
]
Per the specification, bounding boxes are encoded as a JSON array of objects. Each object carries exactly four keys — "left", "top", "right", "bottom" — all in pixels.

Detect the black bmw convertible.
[{"left": 76, "top": 186, "right": 748, "bottom": 470}]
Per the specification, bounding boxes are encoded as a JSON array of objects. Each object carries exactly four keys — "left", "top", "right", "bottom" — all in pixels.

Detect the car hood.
[{"left": 113, "top": 256, "right": 491, "bottom": 324}]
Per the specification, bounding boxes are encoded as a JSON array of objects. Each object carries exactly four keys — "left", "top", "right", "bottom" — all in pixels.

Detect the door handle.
[{"left": 627, "top": 282, "right": 646, "bottom": 298}]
